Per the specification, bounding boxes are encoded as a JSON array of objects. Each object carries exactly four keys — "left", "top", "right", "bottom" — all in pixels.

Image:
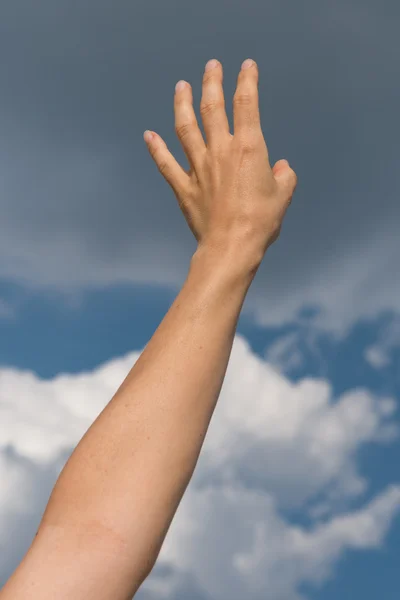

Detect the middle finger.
[{"left": 200, "top": 59, "right": 231, "bottom": 149}]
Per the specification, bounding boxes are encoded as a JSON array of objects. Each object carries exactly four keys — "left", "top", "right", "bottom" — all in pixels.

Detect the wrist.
[{"left": 190, "top": 240, "right": 262, "bottom": 290}]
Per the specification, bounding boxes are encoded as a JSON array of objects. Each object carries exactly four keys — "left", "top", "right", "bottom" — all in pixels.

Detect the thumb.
[{"left": 273, "top": 159, "right": 298, "bottom": 196}]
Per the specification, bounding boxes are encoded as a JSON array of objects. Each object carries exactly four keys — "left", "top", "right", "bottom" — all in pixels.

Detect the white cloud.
[
  {"left": 0, "top": 334, "right": 399, "bottom": 599},
  {"left": 264, "top": 332, "right": 305, "bottom": 373},
  {"left": 144, "top": 483, "right": 400, "bottom": 600},
  {"left": 263, "top": 326, "right": 328, "bottom": 377},
  {"left": 364, "top": 314, "right": 400, "bottom": 369},
  {"left": 197, "top": 338, "right": 398, "bottom": 509}
]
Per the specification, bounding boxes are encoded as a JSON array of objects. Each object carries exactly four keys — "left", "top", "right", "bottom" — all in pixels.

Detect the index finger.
[{"left": 233, "top": 59, "right": 261, "bottom": 139}]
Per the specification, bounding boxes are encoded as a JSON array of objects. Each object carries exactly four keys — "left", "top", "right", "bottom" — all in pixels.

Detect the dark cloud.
[{"left": 0, "top": 0, "right": 398, "bottom": 328}]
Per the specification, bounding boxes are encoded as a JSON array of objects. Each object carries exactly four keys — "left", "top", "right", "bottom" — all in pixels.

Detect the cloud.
[
  {"left": 197, "top": 337, "right": 398, "bottom": 509},
  {"left": 0, "top": 0, "right": 399, "bottom": 332},
  {"left": 141, "top": 484, "right": 400, "bottom": 600},
  {"left": 264, "top": 331, "right": 305, "bottom": 373},
  {"left": 1, "top": 334, "right": 399, "bottom": 598},
  {"left": 263, "top": 326, "right": 327, "bottom": 377},
  {"left": 365, "top": 314, "right": 400, "bottom": 369}
]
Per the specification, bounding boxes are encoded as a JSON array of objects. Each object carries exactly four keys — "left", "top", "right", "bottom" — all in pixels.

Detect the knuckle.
[
  {"left": 175, "top": 120, "right": 194, "bottom": 140},
  {"left": 200, "top": 98, "right": 223, "bottom": 117},
  {"left": 233, "top": 91, "right": 253, "bottom": 107},
  {"left": 237, "top": 134, "right": 257, "bottom": 153}
]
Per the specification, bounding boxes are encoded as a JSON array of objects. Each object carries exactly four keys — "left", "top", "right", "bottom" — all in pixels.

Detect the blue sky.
[{"left": 0, "top": 1, "right": 399, "bottom": 599}]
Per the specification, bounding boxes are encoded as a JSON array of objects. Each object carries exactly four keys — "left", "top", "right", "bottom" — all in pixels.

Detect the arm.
[{"left": 0, "top": 58, "right": 297, "bottom": 600}]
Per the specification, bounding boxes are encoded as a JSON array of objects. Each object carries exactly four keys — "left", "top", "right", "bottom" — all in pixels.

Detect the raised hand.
[{"left": 144, "top": 58, "right": 297, "bottom": 267}]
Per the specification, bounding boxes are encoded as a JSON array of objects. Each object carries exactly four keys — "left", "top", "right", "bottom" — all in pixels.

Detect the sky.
[{"left": 0, "top": 0, "right": 399, "bottom": 599}]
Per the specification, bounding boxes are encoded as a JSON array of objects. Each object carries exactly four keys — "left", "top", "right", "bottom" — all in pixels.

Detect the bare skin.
[{"left": 0, "top": 58, "right": 297, "bottom": 599}]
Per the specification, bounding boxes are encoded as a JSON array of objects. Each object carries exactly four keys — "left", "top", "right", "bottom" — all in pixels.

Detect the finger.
[
  {"left": 144, "top": 130, "right": 190, "bottom": 197},
  {"left": 233, "top": 59, "right": 262, "bottom": 140},
  {"left": 174, "top": 80, "right": 207, "bottom": 174},
  {"left": 200, "top": 59, "right": 231, "bottom": 148}
]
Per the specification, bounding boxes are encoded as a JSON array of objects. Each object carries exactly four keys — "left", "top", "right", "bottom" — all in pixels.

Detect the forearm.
[{"left": 38, "top": 245, "right": 257, "bottom": 594}]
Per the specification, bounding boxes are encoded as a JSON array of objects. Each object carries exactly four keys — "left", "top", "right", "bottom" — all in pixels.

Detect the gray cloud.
[{"left": 0, "top": 0, "right": 399, "bottom": 330}]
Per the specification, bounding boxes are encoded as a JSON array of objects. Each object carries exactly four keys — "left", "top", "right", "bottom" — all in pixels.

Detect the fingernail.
[
  {"left": 205, "top": 59, "right": 218, "bottom": 71},
  {"left": 175, "top": 80, "right": 187, "bottom": 92},
  {"left": 143, "top": 130, "right": 154, "bottom": 143},
  {"left": 241, "top": 59, "right": 254, "bottom": 70}
]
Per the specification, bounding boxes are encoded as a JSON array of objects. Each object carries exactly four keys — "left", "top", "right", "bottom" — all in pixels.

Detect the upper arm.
[{"left": 0, "top": 523, "right": 145, "bottom": 600}]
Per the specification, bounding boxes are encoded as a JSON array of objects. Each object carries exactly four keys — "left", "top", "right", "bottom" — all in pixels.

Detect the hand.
[{"left": 144, "top": 58, "right": 297, "bottom": 265}]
